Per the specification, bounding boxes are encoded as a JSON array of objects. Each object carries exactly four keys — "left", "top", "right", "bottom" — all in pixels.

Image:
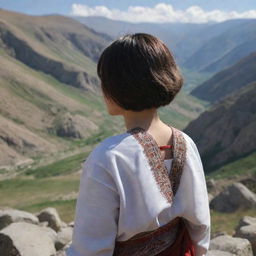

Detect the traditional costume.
[{"left": 66, "top": 125, "right": 211, "bottom": 256}]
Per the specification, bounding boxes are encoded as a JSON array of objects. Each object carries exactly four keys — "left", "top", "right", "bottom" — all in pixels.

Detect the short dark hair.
[{"left": 97, "top": 33, "right": 183, "bottom": 111}]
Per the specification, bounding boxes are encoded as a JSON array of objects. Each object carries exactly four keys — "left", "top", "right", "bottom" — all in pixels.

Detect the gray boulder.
[
  {"left": 206, "top": 179, "right": 219, "bottom": 196},
  {"left": 0, "top": 209, "right": 39, "bottom": 230},
  {"left": 37, "top": 207, "right": 62, "bottom": 232},
  {"left": 234, "top": 224, "right": 256, "bottom": 255},
  {"left": 207, "top": 250, "right": 235, "bottom": 256},
  {"left": 0, "top": 222, "right": 56, "bottom": 256},
  {"left": 55, "top": 226, "right": 73, "bottom": 250},
  {"left": 235, "top": 216, "right": 256, "bottom": 232},
  {"left": 210, "top": 182, "right": 256, "bottom": 212},
  {"left": 209, "top": 235, "right": 253, "bottom": 256}
]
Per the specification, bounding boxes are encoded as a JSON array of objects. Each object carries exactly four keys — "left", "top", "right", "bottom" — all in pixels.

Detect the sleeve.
[
  {"left": 176, "top": 134, "right": 211, "bottom": 256},
  {"left": 65, "top": 157, "right": 119, "bottom": 256}
]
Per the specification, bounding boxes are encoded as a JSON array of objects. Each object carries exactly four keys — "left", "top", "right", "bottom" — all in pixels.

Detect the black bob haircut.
[{"left": 97, "top": 33, "right": 183, "bottom": 111}]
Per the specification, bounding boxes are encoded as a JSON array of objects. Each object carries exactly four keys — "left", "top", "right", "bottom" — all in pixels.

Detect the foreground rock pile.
[
  {"left": 0, "top": 207, "right": 255, "bottom": 256},
  {"left": 0, "top": 208, "right": 72, "bottom": 256},
  {"left": 1, "top": 177, "right": 256, "bottom": 256}
]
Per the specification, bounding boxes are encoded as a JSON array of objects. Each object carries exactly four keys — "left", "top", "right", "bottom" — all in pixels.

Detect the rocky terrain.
[
  {"left": 184, "top": 82, "right": 256, "bottom": 172},
  {"left": 77, "top": 17, "right": 256, "bottom": 73},
  {"left": 191, "top": 52, "right": 256, "bottom": 103},
  {"left": 0, "top": 8, "right": 205, "bottom": 171},
  {"left": 0, "top": 178, "right": 256, "bottom": 256}
]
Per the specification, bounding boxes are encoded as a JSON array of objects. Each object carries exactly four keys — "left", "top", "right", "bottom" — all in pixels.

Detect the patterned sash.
[{"left": 113, "top": 125, "right": 195, "bottom": 256}]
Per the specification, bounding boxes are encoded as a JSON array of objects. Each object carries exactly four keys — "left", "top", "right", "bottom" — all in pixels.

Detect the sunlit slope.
[
  {"left": 185, "top": 82, "right": 256, "bottom": 172},
  {"left": 0, "top": 8, "right": 206, "bottom": 171},
  {"left": 191, "top": 52, "right": 256, "bottom": 103}
]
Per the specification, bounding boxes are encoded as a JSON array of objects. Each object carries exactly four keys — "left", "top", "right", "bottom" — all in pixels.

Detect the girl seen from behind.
[{"left": 66, "top": 33, "right": 211, "bottom": 256}]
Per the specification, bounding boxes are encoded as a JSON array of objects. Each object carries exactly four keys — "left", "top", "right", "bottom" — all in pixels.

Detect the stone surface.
[
  {"left": 37, "top": 207, "right": 62, "bottom": 232},
  {"left": 0, "top": 222, "right": 56, "bottom": 256},
  {"left": 55, "top": 226, "right": 73, "bottom": 250},
  {"left": 235, "top": 216, "right": 256, "bottom": 231},
  {"left": 206, "top": 179, "right": 220, "bottom": 196},
  {"left": 209, "top": 235, "right": 253, "bottom": 256},
  {"left": 0, "top": 209, "right": 39, "bottom": 230},
  {"left": 234, "top": 224, "right": 256, "bottom": 255},
  {"left": 210, "top": 183, "right": 256, "bottom": 212},
  {"left": 207, "top": 250, "right": 235, "bottom": 256}
]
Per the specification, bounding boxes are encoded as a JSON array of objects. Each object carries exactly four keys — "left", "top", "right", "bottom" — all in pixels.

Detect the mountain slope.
[
  {"left": 0, "top": 8, "right": 111, "bottom": 91},
  {"left": 0, "top": 9, "right": 206, "bottom": 171},
  {"left": 184, "top": 19, "right": 256, "bottom": 72},
  {"left": 184, "top": 82, "right": 256, "bottom": 172},
  {"left": 191, "top": 52, "right": 256, "bottom": 103}
]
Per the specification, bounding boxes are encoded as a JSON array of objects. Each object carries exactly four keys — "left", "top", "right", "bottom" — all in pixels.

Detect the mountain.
[
  {"left": 73, "top": 16, "right": 210, "bottom": 64},
  {"left": 0, "top": 8, "right": 118, "bottom": 170},
  {"left": 0, "top": 9, "right": 205, "bottom": 171},
  {"left": 191, "top": 52, "right": 256, "bottom": 102},
  {"left": 75, "top": 16, "right": 256, "bottom": 75},
  {"left": 184, "top": 19, "right": 256, "bottom": 73},
  {"left": 184, "top": 82, "right": 256, "bottom": 172}
]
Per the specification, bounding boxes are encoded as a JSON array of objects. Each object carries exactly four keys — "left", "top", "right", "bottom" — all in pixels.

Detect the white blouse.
[{"left": 66, "top": 130, "right": 211, "bottom": 256}]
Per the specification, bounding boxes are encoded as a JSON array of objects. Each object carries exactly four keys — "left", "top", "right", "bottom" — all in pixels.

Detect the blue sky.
[{"left": 1, "top": 0, "right": 256, "bottom": 23}]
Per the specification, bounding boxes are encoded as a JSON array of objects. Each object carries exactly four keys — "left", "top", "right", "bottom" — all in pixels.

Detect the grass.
[
  {"left": 206, "top": 151, "right": 256, "bottom": 180},
  {"left": 25, "top": 152, "right": 89, "bottom": 178},
  {"left": 181, "top": 68, "right": 213, "bottom": 93},
  {"left": 0, "top": 176, "right": 80, "bottom": 210},
  {"left": 210, "top": 208, "right": 256, "bottom": 236},
  {"left": 19, "top": 199, "right": 77, "bottom": 223}
]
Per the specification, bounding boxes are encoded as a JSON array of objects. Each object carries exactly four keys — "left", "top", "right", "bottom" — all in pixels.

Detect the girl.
[{"left": 66, "top": 33, "right": 211, "bottom": 256}]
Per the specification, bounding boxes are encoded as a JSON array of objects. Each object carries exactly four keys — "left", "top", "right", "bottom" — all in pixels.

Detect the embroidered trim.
[
  {"left": 127, "top": 124, "right": 187, "bottom": 202},
  {"left": 113, "top": 126, "right": 188, "bottom": 256},
  {"left": 168, "top": 125, "right": 187, "bottom": 196},
  {"left": 127, "top": 126, "right": 173, "bottom": 203}
]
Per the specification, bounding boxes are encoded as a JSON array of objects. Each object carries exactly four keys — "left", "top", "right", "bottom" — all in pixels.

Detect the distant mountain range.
[
  {"left": 0, "top": 9, "right": 204, "bottom": 170},
  {"left": 75, "top": 16, "right": 256, "bottom": 74}
]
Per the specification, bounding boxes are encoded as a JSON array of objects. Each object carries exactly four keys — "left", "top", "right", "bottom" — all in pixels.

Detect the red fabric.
[{"left": 157, "top": 220, "right": 195, "bottom": 256}]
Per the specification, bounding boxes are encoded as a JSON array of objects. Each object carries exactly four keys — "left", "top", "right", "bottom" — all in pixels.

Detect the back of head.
[{"left": 97, "top": 33, "right": 183, "bottom": 111}]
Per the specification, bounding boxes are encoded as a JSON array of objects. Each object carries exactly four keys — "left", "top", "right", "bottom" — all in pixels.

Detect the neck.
[{"left": 123, "top": 108, "right": 162, "bottom": 131}]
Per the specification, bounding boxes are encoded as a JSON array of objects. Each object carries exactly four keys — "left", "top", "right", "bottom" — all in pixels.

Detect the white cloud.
[{"left": 70, "top": 3, "right": 256, "bottom": 23}]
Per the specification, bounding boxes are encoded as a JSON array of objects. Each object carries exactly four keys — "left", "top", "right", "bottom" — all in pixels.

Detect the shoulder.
[
  {"left": 179, "top": 130, "right": 204, "bottom": 169},
  {"left": 84, "top": 132, "right": 134, "bottom": 167}
]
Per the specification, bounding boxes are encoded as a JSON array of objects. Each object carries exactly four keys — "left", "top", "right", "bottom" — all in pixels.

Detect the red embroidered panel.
[
  {"left": 127, "top": 124, "right": 186, "bottom": 203},
  {"left": 127, "top": 126, "right": 173, "bottom": 203},
  {"left": 169, "top": 125, "right": 186, "bottom": 196}
]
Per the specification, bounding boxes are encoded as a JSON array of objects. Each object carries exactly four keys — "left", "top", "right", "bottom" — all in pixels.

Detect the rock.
[
  {"left": 37, "top": 207, "right": 62, "bottom": 232},
  {"left": 68, "top": 221, "right": 74, "bottom": 227},
  {"left": 240, "top": 177, "right": 256, "bottom": 193},
  {"left": 0, "top": 209, "right": 39, "bottom": 230},
  {"left": 212, "top": 231, "right": 228, "bottom": 239},
  {"left": 210, "top": 183, "right": 256, "bottom": 212},
  {"left": 61, "top": 221, "right": 68, "bottom": 228},
  {"left": 207, "top": 179, "right": 219, "bottom": 196},
  {"left": 234, "top": 224, "right": 256, "bottom": 255},
  {"left": 0, "top": 222, "right": 56, "bottom": 256},
  {"left": 38, "top": 221, "right": 49, "bottom": 227},
  {"left": 207, "top": 250, "right": 235, "bottom": 256},
  {"left": 209, "top": 235, "right": 253, "bottom": 256},
  {"left": 55, "top": 226, "right": 73, "bottom": 250},
  {"left": 53, "top": 113, "right": 98, "bottom": 139},
  {"left": 208, "top": 193, "right": 214, "bottom": 203},
  {"left": 235, "top": 216, "right": 256, "bottom": 232},
  {"left": 55, "top": 250, "right": 67, "bottom": 256}
]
